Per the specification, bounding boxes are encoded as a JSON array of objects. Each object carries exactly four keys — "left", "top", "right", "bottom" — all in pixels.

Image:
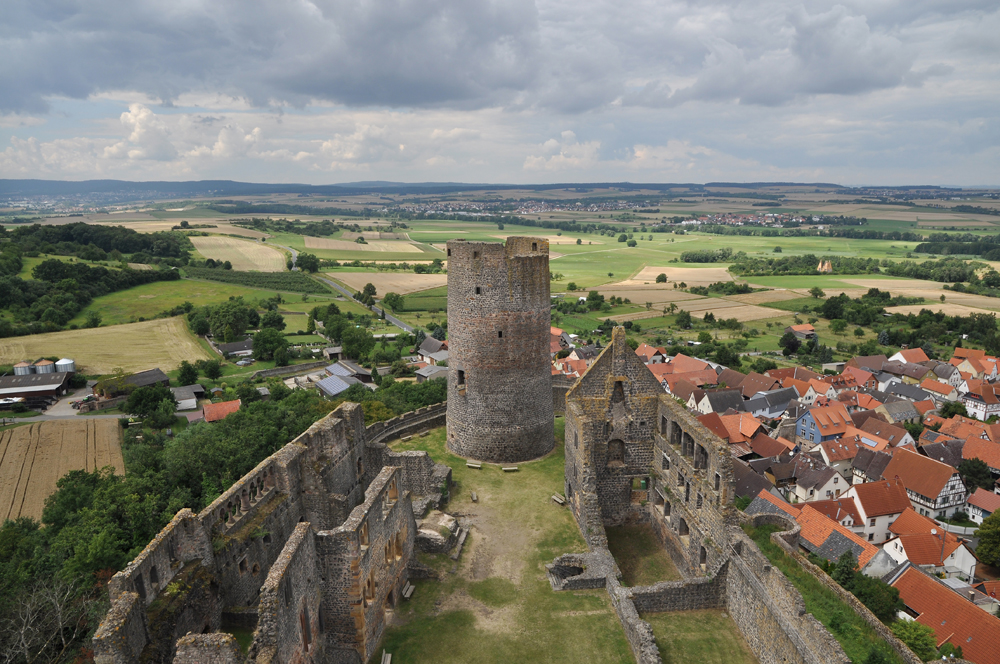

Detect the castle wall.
[
  {"left": 249, "top": 522, "right": 324, "bottom": 664},
  {"left": 317, "top": 467, "right": 417, "bottom": 664},
  {"left": 446, "top": 237, "right": 554, "bottom": 462},
  {"left": 93, "top": 592, "right": 147, "bottom": 664},
  {"left": 172, "top": 634, "right": 242, "bottom": 664}
]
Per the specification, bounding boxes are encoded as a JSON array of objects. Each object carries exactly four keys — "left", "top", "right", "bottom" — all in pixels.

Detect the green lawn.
[
  {"left": 606, "top": 524, "right": 681, "bottom": 586},
  {"left": 643, "top": 610, "right": 758, "bottom": 664},
  {"left": 742, "top": 524, "right": 902, "bottom": 664},
  {"left": 378, "top": 419, "right": 635, "bottom": 664}
]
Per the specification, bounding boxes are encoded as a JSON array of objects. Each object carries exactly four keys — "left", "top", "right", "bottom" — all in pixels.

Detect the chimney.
[{"left": 970, "top": 590, "right": 976, "bottom": 602}]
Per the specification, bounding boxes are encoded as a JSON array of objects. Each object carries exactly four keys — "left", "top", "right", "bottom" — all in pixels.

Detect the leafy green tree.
[
  {"left": 854, "top": 327, "right": 865, "bottom": 337},
  {"left": 830, "top": 319, "right": 848, "bottom": 335},
  {"left": 297, "top": 253, "right": 320, "bottom": 273},
  {"left": 890, "top": 620, "right": 938, "bottom": 661},
  {"left": 676, "top": 310, "right": 693, "bottom": 328},
  {"left": 959, "top": 457, "right": 993, "bottom": 492},
  {"left": 773, "top": 246, "right": 782, "bottom": 253},
  {"left": 147, "top": 397, "right": 179, "bottom": 430},
  {"left": 177, "top": 360, "right": 198, "bottom": 386},
  {"left": 274, "top": 346, "right": 289, "bottom": 367},
  {"left": 343, "top": 326, "right": 376, "bottom": 359},
  {"left": 85, "top": 310, "right": 102, "bottom": 328},
  {"left": 626, "top": 239, "right": 637, "bottom": 247},
  {"left": 809, "top": 286, "right": 825, "bottom": 298},
  {"left": 382, "top": 292, "right": 404, "bottom": 312},
  {"left": 431, "top": 326, "right": 447, "bottom": 341},
  {"left": 207, "top": 298, "right": 255, "bottom": 339},
  {"left": 655, "top": 273, "right": 667, "bottom": 283},
  {"left": 252, "top": 328, "right": 289, "bottom": 361},
  {"left": 260, "top": 310, "right": 286, "bottom": 331},
  {"left": 850, "top": 574, "right": 903, "bottom": 623},
  {"left": 618, "top": 234, "right": 627, "bottom": 242},
  {"left": 567, "top": 282, "right": 578, "bottom": 291},
  {"left": 714, "top": 344, "right": 741, "bottom": 370},
  {"left": 975, "top": 511, "right": 1000, "bottom": 566},
  {"left": 413, "top": 329, "right": 426, "bottom": 348},
  {"left": 831, "top": 551, "right": 857, "bottom": 588},
  {"left": 877, "top": 329, "right": 890, "bottom": 345},
  {"left": 201, "top": 359, "right": 223, "bottom": 380},
  {"left": 306, "top": 316, "right": 315, "bottom": 333},
  {"left": 235, "top": 382, "right": 263, "bottom": 404},
  {"left": 779, "top": 331, "right": 801, "bottom": 356},
  {"left": 698, "top": 331, "right": 713, "bottom": 343},
  {"left": 122, "top": 386, "right": 175, "bottom": 420},
  {"left": 939, "top": 401, "right": 969, "bottom": 419}
]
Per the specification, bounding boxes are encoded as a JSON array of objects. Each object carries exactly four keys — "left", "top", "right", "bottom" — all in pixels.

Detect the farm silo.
[{"left": 55, "top": 358, "right": 76, "bottom": 373}]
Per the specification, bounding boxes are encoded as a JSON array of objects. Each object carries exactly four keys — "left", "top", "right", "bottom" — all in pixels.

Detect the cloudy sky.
[{"left": 1, "top": 0, "right": 998, "bottom": 185}]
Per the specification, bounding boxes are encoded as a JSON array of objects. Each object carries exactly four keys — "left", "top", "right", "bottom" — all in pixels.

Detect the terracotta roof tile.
[
  {"left": 882, "top": 447, "right": 958, "bottom": 499},
  {"left": 849, "top": 478, "right": 910, "bottom": 517},
  {"left": 896, "top": 348, "right": 930, "bottom": 363},
  {"left": 203, "top": 399, "right": 241, "bottom": 423},
  {"left": 807, "top": 497, "right": 861, "bottom": 526},
  {"left": 919, "top": 379, "right": 954, "bottom": 396},
  {"left": 754, "top": 489, "right": 801, "bottom": 517},
  {"left": 669, "top": 354, "right": 711, "bottom": 373},
  {"left": 953, "top": 347, "right": 986, "bottom": 360},
  {"left": 963, "top": 437, "right": 1000, "bottom": 470},
  {"left": 795, "top": 504, "right": 880, "bottom": 568},
  {"left": 891, "top": 566, "right": 1000, "bottom": 664},
  {"left": 968, "top": 488, "right": 1000, "bottom": 513}
]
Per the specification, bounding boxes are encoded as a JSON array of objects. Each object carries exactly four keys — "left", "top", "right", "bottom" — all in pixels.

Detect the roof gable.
[{"left": 883, "top": 448, "right": 958, "bottom": 498}]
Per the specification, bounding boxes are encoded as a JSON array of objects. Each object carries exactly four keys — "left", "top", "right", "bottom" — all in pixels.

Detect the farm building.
[
  {"left": 203, "top": 399, "right": 241, "bottom": 423},
  {"left": 0, "top": 372, "right": 71, "bottom": 404},
  {"left": 170, "top": 384, "right": 206, "bottom": 411},
  {"left": 217, "top": 338, "right": 253, "bottom": 357},
  {"left": 416, "top": 365, "right": 449, "bottom": 383},
  {"left": 316, "top": 374, "right": 361, "bottom": 398},
  {"left": 98, "top": 368, "right": 171, "bottom": 397}
]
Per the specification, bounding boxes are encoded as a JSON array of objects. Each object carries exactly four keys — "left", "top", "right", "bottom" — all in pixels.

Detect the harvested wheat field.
[
  {"left": 889, "top": 303, "right": 996, "bottom": 317},
  {"left": 0, "top": 317, "right": 212, "bottom": 374},
  {"left": 596, "top": 288, "right": 705, "bottom": 305},
  {"left": 491, "top": 234, "right": 604, "bottom": 245},
  {"left": 614, "top": 266, "right": 734, "bottom": 287},
  {"left": 0, "top": 419, "right": 123, "bottom": 521},
  {"left": 189, "top": 236, "right": 286, "bottom": 271},
  {"left": 341, "top": 231, "right": 408, "bottom": 240},
  {"left": 304, "top": 237, "right": 423, "bottom": 253},
  {"left": 675, "top": 299, "right": 782, "bottom": 321},
  {"left": 725, "top": 290, "right": 802, "bottom": 305},
  {"left": 127, "top": 263, "right": 154, "bottom": 270},
  {"left": 331, "top": 272, "right": 448, "bottom": 295}
]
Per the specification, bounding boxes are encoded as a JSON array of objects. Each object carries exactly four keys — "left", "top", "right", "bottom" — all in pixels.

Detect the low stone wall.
[
  {"left": 629, "top": 570, "right": 726, "bottom": 613},
  {"left": 552, "top": 374, "right": 577, "bottom": 414},
  {"left": 173, "top": 634, "right": 241, "bottom": 664},
  {"left": 365, "top": 403, "right": 446, "bottom": 445},
  {"left": 607, "top": 572, "right": 663, "bottom": 664},
  {"left": 251, "top": 360, "right": 329, "bottom": 380},
  {"left": 767, "top": 529, "right": 922, "bottom": 664}
]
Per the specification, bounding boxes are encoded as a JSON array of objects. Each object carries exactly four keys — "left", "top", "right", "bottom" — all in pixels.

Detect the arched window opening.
[{"left": 606, "top": 439, "right": 625, "bottom": 467}]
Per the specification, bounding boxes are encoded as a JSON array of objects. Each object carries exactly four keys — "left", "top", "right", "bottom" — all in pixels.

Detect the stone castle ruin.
[
  {"left": 553, "top": 328, "right": 858, "bottom": 664},
  {"left": 445, "top": 237, "right": 554, "bottom": 463},
  {"left": 93, "top": 403, "right": 451, "bottom": 664}
]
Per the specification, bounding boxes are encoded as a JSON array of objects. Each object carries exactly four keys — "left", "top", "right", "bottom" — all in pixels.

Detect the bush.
[{"left": 655, "top": 273, "right": 667, "bottom": 283}]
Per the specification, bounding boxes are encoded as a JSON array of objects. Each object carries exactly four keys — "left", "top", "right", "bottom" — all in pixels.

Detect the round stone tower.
[{"left": 446, "top": 236, "right": 554, "bottom": 462}]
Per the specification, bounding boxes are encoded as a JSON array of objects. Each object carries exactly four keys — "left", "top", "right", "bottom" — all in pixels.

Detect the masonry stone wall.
[
  {"left": 629, "top": 568, "right": 727, "bottom": 613},
  {"left": 446, "top": 237, "right": 554, "bottom": 462},
  {"left": 172, "top": 634, "right": 242, "bottom": 664},
  {"left": 93, "top": 401, "right": 447, "bottom": 664},
  {"left": 249, "top": 522, "right": 324, "bottom": 664},
  {"left": 552, "top": 374, "right": 576, "bottom": 414}
]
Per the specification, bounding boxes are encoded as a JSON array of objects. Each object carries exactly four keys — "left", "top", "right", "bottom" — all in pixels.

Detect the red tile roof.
[
  {"left": 789, "top": 323, "right": 815, "bottom": 333},
  {"left": 820, "top": 437, "right": 860, "bottom": 463},
  {"left": 953, "top": 347, "right": 986, "bottom": 361},
  {"left": 882, "top": 447, "right": 958, "bottom": 499},
  {"left": 719, "top": 413, "right": 763, "bottom": 443},
  {"left": 896, "top": 348, "right": 930, "bottom": 363},
  {"left": 968, "top": 488, "right": 1000, "bottom": 514},
  {"left": 849, "top": 479, "right": 910, "bottom": 517},
  {"left": 673, "top": 368, "right": 721, "bottom": 387},
  {"left": 919, "top": 379, "right": 955, "bottom": 396},
  {"left": 913, "top": 400, "right": 936, "bottom": 416},
  {"left": 807, "top": 497, "right": 861, "bottom": 526},
  {"left": 808, "top": 402, "right": 853, "bottom": 435},
  {"left": 754, "top": 489, "right": 800, "bottom": 518},
  {"left": 670, "top": 354, "right": 710, "bottom": 373},
  {"left": 203, "top": 399, "right": 242, "bottom": 423},
  {"left": 697, "top": 412, "right": 730, "bottom": 441},
  {"left": 963, "top": 437, "right": 1000, "bottom": 470},
  {"left": 750, "top": 432, "right": 793, "bottom": 457},
  {"left": 888, "top": 507, "right": 963, "bottom": 566},
  {"left": 891, "top": 566, "right": 1000, "bottom": 664},
  {"left": 796, "top": 504, "right": 880, "bottom": 568},
  {"left": 647, "top": 363, "right": 675, "bottom": 380}
]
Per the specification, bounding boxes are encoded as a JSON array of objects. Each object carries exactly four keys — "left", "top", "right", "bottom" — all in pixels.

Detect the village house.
[
  {"left": 217, "top": 338, "right": 253, "bottom": 357},
  {"left": 844, "top": 479, "right": 911, "bottom": 543},
  {"left": 794, "top": 402, "right": 852, "bottom": 447},
  {"left": 745, "top": 386, "right": 798, "bottom": 419},
  {"left": 962, "top": 437, "right": 1000, "bottom": 478},
  {"left": 967, "top": 488, "right": 1000, "bottom": 525},
  {"left": 874, "top": 399, "right": 921, "bottom": 425},
  {"left": 884, "top": 509, "right": 978, "bottom": 582},
  {"left": 858, "top": 418, "right": 914, "bottom": 448},
  {"left": 784, "top": 323, "right": 816, "bottom": 340},
  {"left": 203, "top": 399, "right": 241, "bottom": 423},
  {"left": 918, "top": 378, "right": 959, "bottom": 404},
  {"left": 889, "top": 348, "right": 930, "bottom": 364},
  {"left": 963, "top": 380, "right": 1000, "bottom": 420},
  {"left": 694, "top": 388, "right": 745, "bottom": 414},
  {"left": 851, "top": 448, "right": 894, "bottom": 485},
  {"left": 882, "top": 448, "right": 967, "bottom": 519}
]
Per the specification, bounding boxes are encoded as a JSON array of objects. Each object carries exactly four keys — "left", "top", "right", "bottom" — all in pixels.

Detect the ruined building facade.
[
  {"left": 93, "top": 403, "right": 451, "bottom": 664},
  {"left": 445, "top": 236, "right": 554, "bottom": 462},
  {"left": 555, "top": 328, "right": 855, "bottom": 664}
]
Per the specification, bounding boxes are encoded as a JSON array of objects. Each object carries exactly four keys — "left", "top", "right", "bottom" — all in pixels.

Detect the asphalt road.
[{"left": 313, "top": 275, "right": 414, "bottom": 333}]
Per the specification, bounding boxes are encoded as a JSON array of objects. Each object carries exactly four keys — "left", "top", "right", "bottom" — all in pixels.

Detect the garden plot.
[
  {"left": 303, "top": 237, "right": 423, "bottom": 252},
  {"left": 330, "top": 272, "right": 448, "bottom": 295},
  {"left": 189, "top": 236, "right": 286, "bottom": 271},
  {"left": 0, "top": 419, "right": 123, "bottom": 521}
]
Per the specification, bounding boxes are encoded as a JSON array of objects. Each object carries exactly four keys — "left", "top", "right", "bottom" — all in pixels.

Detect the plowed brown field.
[{"left": 0, "top": 419, "right": 123, "bottom": 521}]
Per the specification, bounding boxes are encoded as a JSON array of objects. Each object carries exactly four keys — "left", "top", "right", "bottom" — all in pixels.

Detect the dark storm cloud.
[{"left": 0, "top": 0, "right": 990, "bottom": 114}]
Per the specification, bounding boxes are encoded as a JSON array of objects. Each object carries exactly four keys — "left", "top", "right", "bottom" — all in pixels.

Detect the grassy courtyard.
[
  {"left": 643, "top": 610, "right": 758, "bottom": 664},
  {"left": 606, "top": 524, "right": 681, "bottom": 587}
]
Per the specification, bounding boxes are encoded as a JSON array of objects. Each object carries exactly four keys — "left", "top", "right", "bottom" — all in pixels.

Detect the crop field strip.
[
  {"left": 189, "top": 235, "right": 286, "bottom": 271},
  {"left": 330, "top": 271, "right": 448, "bottom": 295},
  {"left": 0, "top": 316, "right": 212, "bottom": 374},
  {"left": 0, "top": 419, "right": 123, "bottom": 521}
]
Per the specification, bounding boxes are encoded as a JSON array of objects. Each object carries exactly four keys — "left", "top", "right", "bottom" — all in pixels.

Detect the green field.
[
  {"left": 67, "top": 278, "right": 348, "bottom": 327},
  {"left": 643, "top": 610, "right": 759, "bottom": 664}
]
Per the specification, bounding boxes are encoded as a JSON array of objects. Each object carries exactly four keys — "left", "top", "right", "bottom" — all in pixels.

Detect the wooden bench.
[
  {"left": 466, "top": 462, "right": 482, "bottom": 469},
  {"left": 381, "top": 650, "right": 392, "bottom": 664},
  {"left": 402, "top": 582, "right": 415, "bottom": 600},
  {"left": 401, "top": 435, "right": 412, "bottom": 442},
  {"left": 551, "top": 494, "right": 566, "bottom": 505},
  {"left": 419, "top": 431, "right": 430, "bottom": 437},
  {"left": 502, "top": 466, "right": 518, "bottom": 473},
  {"left": 471, "top": 491, "right": 478, "bottom": 503}
]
